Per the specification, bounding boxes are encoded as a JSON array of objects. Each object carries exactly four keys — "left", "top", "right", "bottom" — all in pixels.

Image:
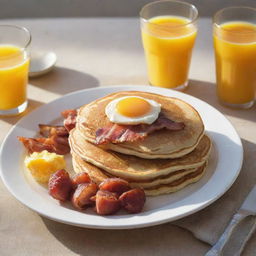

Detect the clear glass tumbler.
[
  {"left": 213, "top": 7, "right": 256, "bottom": 108},
  {"left": 140, "top": 0, "right": 198, "bottom": 90},
  {"left": 0, "top": 25, "right": 31, "bottom": 116}
]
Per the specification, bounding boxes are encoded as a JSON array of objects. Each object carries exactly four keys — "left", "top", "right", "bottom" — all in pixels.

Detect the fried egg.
[{"left": 105, "top": 96, "right": 161, "bottom": 125}]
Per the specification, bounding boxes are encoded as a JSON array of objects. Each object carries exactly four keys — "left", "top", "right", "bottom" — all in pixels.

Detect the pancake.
[
  {"left": 72, "top": 151, "right": 206, "bottom": 187},
  {"left": 72, "top": 152, "right": 111, "bottom": 184},
  {"left": 69, "top": 128, "right": 211, "bottom": 181},
  {"left": 144, "top": 164, "right": 206, "bottom": 196},
  {"left": 76, "top": 91, "right": 204, "bottom": 159},
  {"left": 77, "top": 124, "right": 203, "bottom": 159},
  {"left": 71, "top": 152, "right": 207, "bottom": 196}
]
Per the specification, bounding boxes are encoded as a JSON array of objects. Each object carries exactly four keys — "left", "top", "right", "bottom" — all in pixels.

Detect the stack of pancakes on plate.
[{"left": 69, "top": 91, "right": 211, "bottom": 196}]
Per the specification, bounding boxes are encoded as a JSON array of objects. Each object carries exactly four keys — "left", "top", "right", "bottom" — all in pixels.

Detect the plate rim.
[{"left": 0, "top": 85, "right": 243, "bottom": 229}]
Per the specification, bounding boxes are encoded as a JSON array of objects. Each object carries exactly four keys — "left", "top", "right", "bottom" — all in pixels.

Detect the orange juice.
[
  {"left": 0, "top": 45, "right": 29, "bottom": 110},
  {"left": 214, "top": 22, "right": 256, "bottom": 105},
  {"left": 141, "top": 16, "right": 197, "bottom": 88}
]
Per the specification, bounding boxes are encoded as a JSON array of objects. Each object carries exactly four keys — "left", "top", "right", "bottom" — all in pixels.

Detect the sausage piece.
[
  {"left": 72, "top": 172, "right": 91, "bottom": 188},
  {"left": 119, "top": 188, "right": 146, "bottom": 213},
  {"left": 72, "top": 182, "right": 98, "bottom": 210},
  {"left": 48, "top": 169, "right": 73, "bottom": 202},
  {"left": 96, "top": 190, "right": 121, "bottom": 215},
  {"left": 99, "top": 178, "right": 130, "bottom": 196}
]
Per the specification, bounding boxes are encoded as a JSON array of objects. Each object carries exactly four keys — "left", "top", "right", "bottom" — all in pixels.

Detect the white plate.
[{"left": 0, "top": 86, "right": 243, "bottom": 229}]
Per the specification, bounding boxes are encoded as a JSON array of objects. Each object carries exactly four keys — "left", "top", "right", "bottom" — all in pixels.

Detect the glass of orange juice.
[
  {"left": 213, "top": 7, "right": 256, "bottom": 108},
  {"left": 0, "top": 25, "right": 31, "bottom": 116},
  {"left": 140, "top": 0, "right": 198, "bottom": 89}
]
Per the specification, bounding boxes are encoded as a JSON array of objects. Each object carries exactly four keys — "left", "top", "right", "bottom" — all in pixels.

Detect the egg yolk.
[{"left": 116, "top": 97, "right": 151, "bottom": 117}]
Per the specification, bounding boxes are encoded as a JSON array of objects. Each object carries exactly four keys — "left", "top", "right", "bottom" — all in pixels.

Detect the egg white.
[{"left": 105, "top": 96, "right": 161, "bottom": 125}]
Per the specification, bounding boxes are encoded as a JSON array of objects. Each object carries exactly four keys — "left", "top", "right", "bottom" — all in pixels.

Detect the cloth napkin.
[
  {"left": 174, "top": 136, "right": 256, "bottom": 245},
  {"left": 173, "top": 83, "right": 256, "bottom": 254},
  {"left": 174, "top": 169, "right": 256, "bottom": 256}
]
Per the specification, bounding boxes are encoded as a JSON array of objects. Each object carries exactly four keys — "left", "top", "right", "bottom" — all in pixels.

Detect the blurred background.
[{"left": 0, "top": 0, "right": 255, "bottom": 18}]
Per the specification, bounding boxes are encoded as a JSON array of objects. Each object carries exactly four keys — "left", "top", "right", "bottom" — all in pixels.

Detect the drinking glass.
[
  {"left": 213, "top": 7, "right": 256, "bottom": 108},
  {"left": 140, "top": 0, "right": 198, "bottom": 89},
  {"left": 0, "top": 25, "right": 31, "bottom": 116}
]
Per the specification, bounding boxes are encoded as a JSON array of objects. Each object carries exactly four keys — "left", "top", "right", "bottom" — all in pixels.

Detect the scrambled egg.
[{"left": 25, "top": 150, "right": 66, "bottom": 183}]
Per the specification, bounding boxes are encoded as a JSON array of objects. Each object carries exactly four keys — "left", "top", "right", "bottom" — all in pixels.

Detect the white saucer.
[{"left": 29, "top": 51, "right": 57, "bottom": 78}]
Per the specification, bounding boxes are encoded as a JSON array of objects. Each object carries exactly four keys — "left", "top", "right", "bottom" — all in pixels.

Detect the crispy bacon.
[
  {"left": 95, "top": 114, "right": 185, "bottom": 145},
  {"left": 39, "top": 124, "right": 69, "bottom": 137},
  {"left": 50, "top": 135, "right": 70, "bottom": 154},
  {"left": 18, "top": 137, "right": 54, "bottom": 154},
  {"left": 18, "top": 109, "right": 78, "bottom": 155},
  {"left": 18, "top": 135, "right": 70, "bottom": 155},
  {"left": 61, "top": 109, "right": 77, "bottom": 132}
]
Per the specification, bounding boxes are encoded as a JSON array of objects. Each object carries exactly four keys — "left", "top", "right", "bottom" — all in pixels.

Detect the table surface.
[{"left": 0, "top": 17, "right": 256, "bottom": 256}]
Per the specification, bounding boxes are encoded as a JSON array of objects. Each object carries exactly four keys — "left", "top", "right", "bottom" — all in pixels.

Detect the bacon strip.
[
  {"left": 18, "top": 109, "right": 77, "bottom": 155},
  {"left": 39, "top": 124, "right": 69, "bottom": 137},
  {"left": 95, "top": 114, "right": 185, "bottom": 145},
  {"left": 61, "top": 109, "right": 77, "bottom": 132},
  {"left": 18, "top": 137, "right": 53, "bottom": 154},
  {"left": 18, "top": 136, "right": 70, "bottom": 155}
]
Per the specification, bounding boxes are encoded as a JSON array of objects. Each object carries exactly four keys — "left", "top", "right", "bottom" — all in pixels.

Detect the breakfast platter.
[{"left": 0, "top": 85, "right": 243, "bottom": 229}]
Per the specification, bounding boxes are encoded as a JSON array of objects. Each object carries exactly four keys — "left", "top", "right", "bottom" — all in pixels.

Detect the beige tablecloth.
[
  {"left": 175, "top": 80, "right": 256, "bottom": 253},
  {"left": 0, "top": 17, "right": 256, "bottom": 256}
]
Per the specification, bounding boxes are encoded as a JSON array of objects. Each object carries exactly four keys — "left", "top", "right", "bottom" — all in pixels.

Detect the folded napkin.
[
  {"left": 174, "top": 145, "right": 256, "bottom": 245},
  {"left": 173, "top": 82, "right": 256, "bottom": 252}
]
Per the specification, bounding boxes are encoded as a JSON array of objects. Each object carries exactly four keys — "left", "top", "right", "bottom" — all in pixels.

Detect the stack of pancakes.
[{"left": 69, "top": 91, "right": 211, "bottom": 196}]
